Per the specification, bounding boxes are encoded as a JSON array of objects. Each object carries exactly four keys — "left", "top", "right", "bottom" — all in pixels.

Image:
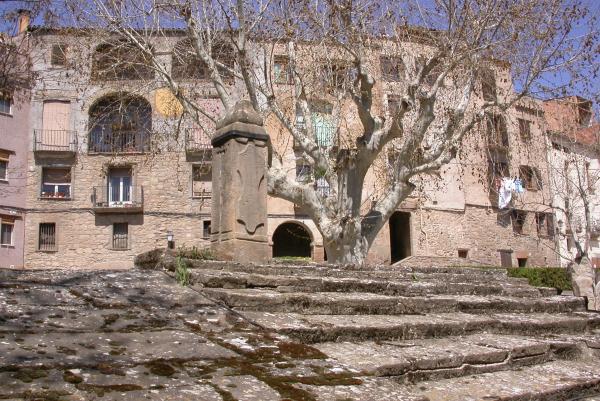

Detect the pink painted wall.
[{"left": 0, "top": 90, "right": 30, "bottom": 268}]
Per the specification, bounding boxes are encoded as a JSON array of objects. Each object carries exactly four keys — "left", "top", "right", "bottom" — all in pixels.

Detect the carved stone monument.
[{"left": 210, "top": 100, "right": 270, "bottom": 262}]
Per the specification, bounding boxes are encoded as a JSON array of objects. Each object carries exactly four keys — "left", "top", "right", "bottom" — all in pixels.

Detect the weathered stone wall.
[{"left": 24, "top": 151, "right": 211, "bottom": 269}]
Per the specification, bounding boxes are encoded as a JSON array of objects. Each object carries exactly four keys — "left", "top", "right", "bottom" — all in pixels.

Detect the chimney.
[{"left": 17, "top": 9, "right": 30, "bottom": 35}]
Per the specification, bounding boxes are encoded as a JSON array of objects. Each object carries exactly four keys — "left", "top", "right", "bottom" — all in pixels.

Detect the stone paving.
[
  {"left": 0, "top": 268, "right": 366, "bottom": 401},
  {"left": 4, "top": 261, "right": 600, "bottom": 400}
]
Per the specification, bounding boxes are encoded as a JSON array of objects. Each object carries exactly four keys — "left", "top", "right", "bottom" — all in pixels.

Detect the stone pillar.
[{"left": 211, "top": 100, "right": 270, "bottom": 262}]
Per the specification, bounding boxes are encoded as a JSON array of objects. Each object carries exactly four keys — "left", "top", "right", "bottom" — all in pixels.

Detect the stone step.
[
  {"left": 313, "top": 334, "right": 582, "bottom": 383},
  {"left": 405, "top": 360, "right": 600, "bottom": 401},
  {"left": 192, "top": 270, "right": 546, "bottom": 298},
  {"left": 201, "top": 288, "right": 585, "bottom": 315},
  {"left": 186, "top": 259, "right": 514, "bottom": 281},
  {"left": 243, "top": 311, "right": 600, "bottom": 343},
  {"left": 298, "top": 361, "right": 600, "bottom": 401}
]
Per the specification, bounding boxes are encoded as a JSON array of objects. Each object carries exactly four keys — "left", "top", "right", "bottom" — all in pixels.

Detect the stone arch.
[
  {"left": 88, "top": 93, "right": 152, "bottom": 153},
  {"left": 91, "top": 41, "right": 154, "bottom": 81},
  {"left": 272, "top": 221, "right": 313, "bottom": 258}
]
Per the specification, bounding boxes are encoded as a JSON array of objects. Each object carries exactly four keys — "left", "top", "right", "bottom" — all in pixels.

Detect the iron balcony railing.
[
  {"left": 92, "top": 185, "right": 144, "bottom": 212},
  {"left": 34, "top": 129, "right": 78, "bottom": 153},
  {"left": 293, "top": 126, "right": 339, "bottom": 150},
  {"left": 88, "top": 130, "right": 151, "bottom": 154},
  {"left": 185, "top": 127, "right": 212, "bottom": 154}
]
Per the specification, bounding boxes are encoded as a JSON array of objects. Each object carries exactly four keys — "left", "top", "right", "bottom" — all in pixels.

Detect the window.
[
  {"left": 517, "top": 257, "right": 528, "bottom": 267},
  {"left": 315, "top": 177, "right": 330, "bottom": 197},
  {"left": 458, "top": 249, "right": 468, "bottom": 259},
  {"left": 108, "top": 168, "right": 133, "bottom": 205},
  {"left": 518, "top": 119, "right": 531, "bottom": 142},
  {"left": 0, "top": 94, "right": 12, "bottom": 115},
  {"left": 486, "top": 114, "right": 508, "bottom": 148},
  {"left": 41, "top": 168, "right": 71, "bottom": 199},
  {"left": 203, "top": 220, "right": 211, "bottom": 239},
  {"left": 296, "top": 164, "right": 312, "bottom": 183},
  {"left": 519, "top": 165, "right": 542, "bottom": 190},
  {"left": 481, "top": 67, "right": 497, "bottom": 102},
  {"left": 192, "top": 164, "right": 212, "bottom": 198},
  {"left": 536, "top": 212, "right": 554, "bottom": 237},
  {"left": 274, "top": 56, "right": 293, "bottom": 84},
  {"left": 487, "top": 148, "right": 508, "bottom": 196},
  {"left": 511, "top": 210, "right": 527, "bottom": 235},
  {"left": 586, "top": 162, "right": 595, "bottom": 194},
  {"left": 92, "top": 41, "right": 154, "bottom": 81},
  {"left": 0, "top": 158, "right": 7, "bottom": 181},
  {"left": 1, "top": 219, "right": 13, "bottom": 246},
  {"left": 321, "top": 61, "right": 356, "bottom": 91},
  {"left": 172, "top": 39, "right": 210, "bottom": 80},
  {"left": 88, "top": 94, "right": 152, "bottom": 153},
  {"left": 112, "top": 223, "right": 128, "bottom": 249},
  {"left": 387, "top": 94, "right": 402, "bottom": 115},
  {"left": 51, "top": 44, "right": 67, "bottom": 66},
  {"left": 380, "top": 56, "right": 404, "bottom": 81},
  {"left": 38, "top": 223, "right": 56, "bottom": 251}
]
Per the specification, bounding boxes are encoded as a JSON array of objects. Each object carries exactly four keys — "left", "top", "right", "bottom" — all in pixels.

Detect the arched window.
[
  {"left": 92, "top": 41, "right": 154, "bottom": 81},
  {"left": 171, "top": 38, "right": 234, "bottom": 82},
  {"left": 88, "top": 94, "right": 152, "bottom": 153}
]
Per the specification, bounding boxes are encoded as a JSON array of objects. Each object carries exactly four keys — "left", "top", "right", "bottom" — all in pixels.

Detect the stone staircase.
[{"left": 181, "top": 259, "right": 600, "bottom": 400}]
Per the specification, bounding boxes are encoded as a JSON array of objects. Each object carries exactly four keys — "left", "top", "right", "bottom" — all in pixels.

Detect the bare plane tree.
[{"left": 58, "top": 0, "right": 597, "bottom": 265}]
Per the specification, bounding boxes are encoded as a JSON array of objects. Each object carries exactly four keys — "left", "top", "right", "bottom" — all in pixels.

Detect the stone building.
[
  {"left": 543, "top": 96, "right": 600, "bottom": 267},
  {"left": 12, "top": 20, "right": 566, "bottom": 269}
]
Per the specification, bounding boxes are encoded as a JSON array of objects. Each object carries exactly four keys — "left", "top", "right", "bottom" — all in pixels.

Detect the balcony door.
[
  {"left": 42, "top": 101, "right": 71, "bottom": 150},
  {"left": 108, "top": 168, "right": 132, "bottom": 205}
]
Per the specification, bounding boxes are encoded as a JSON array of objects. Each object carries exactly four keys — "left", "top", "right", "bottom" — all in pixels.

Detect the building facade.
[
  {"left": 8, "top": 23, "right": 577, "bottom": 269},
  {"left": 0, "top": 20, "right": 31, "bottom": 268},
  {"left": 544, "top": 97, "right": 600, "bottom": 267}
]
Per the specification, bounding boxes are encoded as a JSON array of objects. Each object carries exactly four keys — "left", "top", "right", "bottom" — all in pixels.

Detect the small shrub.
[
  {"left": 176, "top": 245, "right": 214, "bottom": 260},
  {"left": 175, "top": 256, "right": 190, "bottom": 287},
  {"left": 507, "top": 267, "right": 572, "bottom": 293}
]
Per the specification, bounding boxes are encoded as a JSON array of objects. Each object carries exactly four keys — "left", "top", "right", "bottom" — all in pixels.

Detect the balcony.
[
  {"left": 185, "top": 128, "right": 212, "bottom": 157},
  {"left": 91, "top": 185, "right": 144, "bottom": 213},
  {"left": 34, "top": 130, "right": 78, "bottom": 155},
  {"left": 293, "top": 126, "right": 339, "bottom": 150},
  {"left": 88, "top": 130, "right": 151, "bottom": 154}
]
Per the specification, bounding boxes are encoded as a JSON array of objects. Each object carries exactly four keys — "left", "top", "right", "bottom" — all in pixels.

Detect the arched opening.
[
  {"left": 172, "top": 39, "right": 235, "bottom": 82},
  {"left": 272, "top": 222, "right": 312, "bottom": 258},
  {"left": 92, "top": 41, "right": 154, "bottom": 81},
  {"left": 88, "top": 94, "right": 152, "bottom": 153},
  {"left": 389, "top": 211, "right": 411, "bottom": 263}
]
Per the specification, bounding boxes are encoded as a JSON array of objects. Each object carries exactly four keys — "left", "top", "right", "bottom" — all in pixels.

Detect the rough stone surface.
[
  {"left": 211, "top": 101, "right": 270, "bottom": 263},
  {"left": 5, "top": 261, "right": 600, "bottom": 400}
]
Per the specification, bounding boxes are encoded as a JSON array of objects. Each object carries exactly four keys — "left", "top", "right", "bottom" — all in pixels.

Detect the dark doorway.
[
  {"left": 389, "top": 212, "right": 411, "bottom": 263},
  {"left": 272, "top": 222, "right": 312, "bottom": 258}
]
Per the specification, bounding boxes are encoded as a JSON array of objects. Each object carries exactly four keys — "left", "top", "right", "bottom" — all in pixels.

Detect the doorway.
[
  {"left": 272, "top": 222, "right": 312, "bottom": 258},
  {"left": 389, "top": 211, "right": 411, "bottom": 263}
]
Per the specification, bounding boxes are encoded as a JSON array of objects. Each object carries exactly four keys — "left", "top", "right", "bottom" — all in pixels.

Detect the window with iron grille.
[
  {"left": 113, "top": 223, "right": 128, "bottom": 249},
  {"left": 51, "top": 44, "right": 67, "bottom": 66},
  {"left": 1, "top": 220, "right": 13, "bottom": 246},
  {"left": 38, "top": 223, "right": 56, "bottom": 251}
]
